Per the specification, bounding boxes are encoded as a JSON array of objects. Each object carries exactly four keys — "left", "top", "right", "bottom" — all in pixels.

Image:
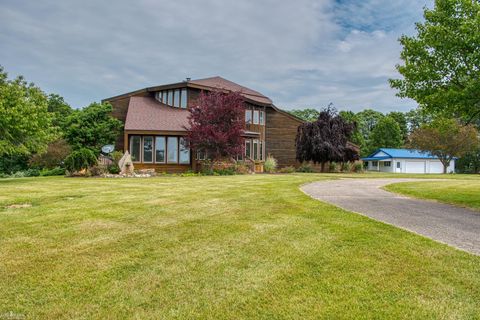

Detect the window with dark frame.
[
  {"left": 384, "top": 161, "right": 391, "bottom": 167},
  {"left": 130, "top": 136, "right": 141, "bottom": 162},
  {"left": 143, "top": 136, "right": 154, "bottom": 163},
  {"left": 245, "top": 140, "right": 251, "bottom": 158},
  {"left": 167, "top": 136, "right": 178, "bottom": 163},
  {"left": 179, "top": 137, "right": 190, "bottom": 164},
  {"left": 180, "top": 89, "right": 187, "bottom": 108},
  {"left": 155, "top": 136, "right": 166, "bottom": 163},
  {"left": 245, "top": 109, "right": 252, "bottom": 124}
]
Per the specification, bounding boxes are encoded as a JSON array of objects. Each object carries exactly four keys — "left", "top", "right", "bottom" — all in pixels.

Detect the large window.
[
  {"left": 129, "top": 135, "right": 190, "bottom": 164},
  {"left": 156, "top": 88, "right": 188, "bottom": 109},
  {"left": 180, "top": 89, "right": 187, "bottom": 108},
  {"left": 143, "top": 136, "right": 154, "bottom": 163},
  {"left": 253, "top": 110, "right": 259, "bottom": 124},
  {"left": 167, "top": 137, "right": 178, "bottom": 163},
  {"left": 155, "top": 136, "right": 166, "bottom": 163},
  {"left": 179, "top": 137, "right": 190, "bottom": 164},
  {"left": 130, "top": 136, "right": 141, "bottom": 162},
  {"left": 245, "top": 110, "right": 252, "bottom": 124}
]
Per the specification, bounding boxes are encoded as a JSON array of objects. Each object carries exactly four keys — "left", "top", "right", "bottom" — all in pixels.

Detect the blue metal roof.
[
  {"left": 362, "top": 148, "right": 438, "bottom": 160},
  {"left": 361, "top": 156, "right": 391, "bottom": 161}
]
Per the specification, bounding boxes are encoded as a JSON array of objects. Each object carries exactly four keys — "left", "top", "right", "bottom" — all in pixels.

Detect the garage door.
[
  {"left": 406, "top": 161, "right": 425, "bottom": 173},
  {"left": 429, "top": 161, "right": 444, "bottom": 173}
]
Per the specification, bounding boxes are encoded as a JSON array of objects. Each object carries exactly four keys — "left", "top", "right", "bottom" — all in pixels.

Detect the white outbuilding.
[{"left": 362, "top": 148, "right": 455, "bottom": 174}]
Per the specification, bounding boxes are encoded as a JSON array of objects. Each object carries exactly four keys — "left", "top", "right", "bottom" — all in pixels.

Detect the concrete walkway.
[{"left": 301, "top": 179, "right": 480, "bottom": 255}]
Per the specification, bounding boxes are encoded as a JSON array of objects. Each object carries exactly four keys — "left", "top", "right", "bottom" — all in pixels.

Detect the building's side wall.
[{"left": 265, "top": 108, "right": 302, "bottom": 167}]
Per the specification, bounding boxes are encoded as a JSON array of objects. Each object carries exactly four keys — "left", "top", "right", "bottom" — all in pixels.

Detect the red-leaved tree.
[{"left": 185, "top": 90, "right": 245, "bottom": 164}]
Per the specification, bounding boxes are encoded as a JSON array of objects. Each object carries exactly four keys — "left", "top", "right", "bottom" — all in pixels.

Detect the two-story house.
[{"left": 103, "top": 76, "right": 304, "bottom": 173}]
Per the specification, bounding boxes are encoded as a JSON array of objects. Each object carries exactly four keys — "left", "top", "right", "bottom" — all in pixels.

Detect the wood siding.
[{"left": 265, "top": 108, "right": 302, "bottom": 167}]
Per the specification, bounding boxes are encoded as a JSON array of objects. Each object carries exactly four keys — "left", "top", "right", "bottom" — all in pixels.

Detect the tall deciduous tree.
[
  {"left": 387, "top": 111, "right": 408, "bottom": 141},
  {"left": 390, "top": 0, "right": 480, "bottom": 123},
  {"left": 185, "top": 90, "right": 245, "bottom": 163},
  {"left": 0, "top": 66, "right": 55, "bottom": 156},
  {"left": 47, "top": 94, "right": 73, "bottom": 132},
  {"left": 408, "top": 118, "right": 479, "bottom": 173},
  {"left": 339, "top": 110, "right": 366, "bottom": 150},
  {"left": 64, "top": 102, "right": 123, "bottom": 153},
  {"left": 368, "top": 116, "right": 403, "bottom": 154},
  {"left": 295, "top": 106, "right": 359, "bottom": 171}
]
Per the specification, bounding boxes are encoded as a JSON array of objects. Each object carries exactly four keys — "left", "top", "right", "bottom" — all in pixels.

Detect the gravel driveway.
[{"left": 301, "top": 178, "right": 480, "bottom": 255}]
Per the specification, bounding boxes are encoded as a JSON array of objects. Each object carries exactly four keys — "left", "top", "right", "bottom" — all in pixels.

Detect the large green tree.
[
  {"left": 64, "top": 102, "right": 123, "bottom": 153},
  {"left": 338, "top": 110, "right": 365, "bottom": 148},
  {"left": 47, "top": 93, "right": 73, "bottom": 132},
  {"left": 387, "top": 111, "right": 408, "bottom": 141},
  {"left": 288, "top": 108, "right": 320, "bottom": 122},
  {"left": 390, "top": 0, "right": 480, "bottom": 123},
  {"left": 408, "top": 118, "right": 479, "bottom": 173},
  {"left": 368, "top": 116, "right": 403, "bottom": 154},
  {"left": 0, "top": 66, "right": 55, "bottom": 156}
]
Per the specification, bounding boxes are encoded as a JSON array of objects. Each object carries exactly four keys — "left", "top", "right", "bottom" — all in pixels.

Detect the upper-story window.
[
  {"left": 174, "top": 90, "right": 180, "bottom": 107},
  {"left": 253, "top": 110, "right": 259, "bottom": 124},
  {"left": 180, "top": 89, "right": 187, "bottom": 108},
  {"left": 156, "top": 88, "right": 188, "bottom": 108},
  {"left": 245, "top": 109, "right": 252, "bottom": 124},
  {"left": 259, "top": 111, "right": 265, "bottom": 125}
]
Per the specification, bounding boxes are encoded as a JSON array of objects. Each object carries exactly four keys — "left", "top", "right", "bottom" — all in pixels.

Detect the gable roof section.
[
  {"left": 362, "top": 148, "right": 439, "bottom": 160},
  {"left": 125, "top": 96, "right": 189, "bottom": 131},
  {"left": 188, "top": 76, "right": 272, "bottom": 105},
  {"left": 104, "top": 76, "right": 273, "bottom": 106}
]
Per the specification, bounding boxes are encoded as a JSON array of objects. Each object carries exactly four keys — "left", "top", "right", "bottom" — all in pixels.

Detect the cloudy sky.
[{"left": 0, "top": 0, "right": 431, "bottom": 112}]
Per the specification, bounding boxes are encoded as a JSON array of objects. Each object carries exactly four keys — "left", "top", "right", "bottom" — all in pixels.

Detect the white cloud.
[{"left": 0, "top": 0, "right": 431, "bottom": 112}]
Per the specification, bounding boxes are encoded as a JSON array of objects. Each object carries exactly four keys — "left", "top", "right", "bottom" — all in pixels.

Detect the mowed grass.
[
  {"left": 1, "top": 175, "right": 480, "bottom": 319},
  {"left": 385, "top": 179, "right": 480, "bottom": 211}
]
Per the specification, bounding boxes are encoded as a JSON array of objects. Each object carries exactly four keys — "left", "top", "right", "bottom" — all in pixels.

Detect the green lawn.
[
  {"left": 385, "top": 179, "right": 480, "bottom": 211},
  {"left": 1, "top": 174, "right": 480, "bottom": 319}
]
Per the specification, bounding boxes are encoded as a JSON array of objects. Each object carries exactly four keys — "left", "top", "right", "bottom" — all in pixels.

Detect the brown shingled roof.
[
  {"left": 189, "top": 76, "right": 272, "bottom": 105},
  {"left": 125, "top": 96, "right": 189, "bottom": 131}
]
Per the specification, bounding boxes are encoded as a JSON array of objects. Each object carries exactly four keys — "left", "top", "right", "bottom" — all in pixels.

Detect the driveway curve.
[{"left": 301, "top": 178, "right": 480, "bottom": 255}]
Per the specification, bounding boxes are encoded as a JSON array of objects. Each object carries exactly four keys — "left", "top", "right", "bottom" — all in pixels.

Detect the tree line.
[{"left": 0, "top": 66, "right": 122, "bottom": 176}]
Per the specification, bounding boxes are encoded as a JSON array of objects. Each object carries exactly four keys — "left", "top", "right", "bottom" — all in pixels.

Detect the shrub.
[
  {"left": 329, "top": 162, "right": 338, "bottom": 172},
  {"left": 353, "top": 162, "right": 364, "bottom": 173},
  {"left": 64, "top": 148, "right": 97, "bottom": 173},
  {"left": 111, "top": 151, "right": 124, "bottom": 163},
  {"left": 107, "top": 164, "right": 120, "bottom": 174},
  {"left": 342, "top": 162, "right": 352, "bottom": 172},
  {"left": 40, "top": 167, "right": 66, "bottom": 176},
  {"left": 279, "top": 166, "right": 295, "bottom": 173},
  {"left": 180, "top": 170, "right": 201, "bottom": 177},
  {"left": 297, "top": 163, "right": 313, "bottom": 173},
  {"left": 213, "top": 167, "right": 235, "bottom": 175},
  {"left": 264, "top": 156, "right": 278, "bottom": 173},
  {"left": 24, "top": 168, "right": 40, "bottom": 177},
  {"left": 234, "top": 163, "right": 250, "bottom": 175},
  {"left": 90, "top": 165, "right": 107, "bottom": 176},
  {"left": 29, "top": 139, "right": 71, "bottom": 169}
]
